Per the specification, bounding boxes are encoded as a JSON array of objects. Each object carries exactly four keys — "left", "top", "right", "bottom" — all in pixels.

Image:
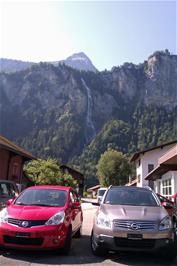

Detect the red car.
[
  {"left": 157, "top": 193, "right": 177, "bottom": 227},
  {"left": 0, "top": 185, "right": 83, "bottom": 254}
]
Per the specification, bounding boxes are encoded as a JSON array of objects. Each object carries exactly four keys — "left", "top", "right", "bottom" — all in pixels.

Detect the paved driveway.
[{"left": 0, "top": 203, "right": 177, "bottom": 266}]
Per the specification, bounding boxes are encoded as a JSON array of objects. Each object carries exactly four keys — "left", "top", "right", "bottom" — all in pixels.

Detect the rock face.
[
  {"left": 59, "top": 52, "right": 97, "bottom": 73},
  {"left": 0, "top": 58, "right": 35, "bottom": 73},
  {"left": 144, "top": 51, "right": 177, "bottom": 107},
  {"left": 0, "top": 50, "right": 176, "bottom": 169}
]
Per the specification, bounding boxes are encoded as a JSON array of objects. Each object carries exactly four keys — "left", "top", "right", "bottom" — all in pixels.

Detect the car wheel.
[
  {"left": 173, "top": 218, "right": 177, "bottom": 230},
  {"left": 74, "top": 226, "right": 82, "bottom": 238},
  {"left": 158, "top": 241, "right": 177, "bottom": 262},
  {"left": 90, "top": 230, "right": 107, "bottom": 256},
  {"left": 60, "top": 226, "right": 72, "bottom": 255}
]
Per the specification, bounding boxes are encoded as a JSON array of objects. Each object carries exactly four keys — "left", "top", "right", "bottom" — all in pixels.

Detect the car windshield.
[
  {"left": 15, "top": 189, "right": 67, "bottom": 207},
  {"left": 104, "top": 188, "right": 158, "bottom": 206}
]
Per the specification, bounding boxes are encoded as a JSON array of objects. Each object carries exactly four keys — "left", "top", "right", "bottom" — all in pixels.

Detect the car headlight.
[
  {"left": 0, "top": 208, "right": 8, "bottom": 223},
  {"left": 159, "top": 216, "right": 172, "bottom": 231},
  {"left": 96, "top": 212, "right": 111, "bottom": 228},
  {"left": 45, "top": 210, "right": 65, "bottom": 226}
]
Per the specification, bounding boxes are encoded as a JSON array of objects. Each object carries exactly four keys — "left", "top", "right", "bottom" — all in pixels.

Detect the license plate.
[
  {"left": 127, "top": 233, "right": 142, "bottom": 239},
  {"left": 16, "top": 232, "right": 31, "bottom": 238}
]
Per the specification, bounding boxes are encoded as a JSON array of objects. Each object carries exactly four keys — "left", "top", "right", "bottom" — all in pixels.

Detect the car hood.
[
  {"left": 7, "top": 205, "right": 65, "bottom": 220},
  {"left": 100, "top": 204, "right": 168, "bottom": 221}
]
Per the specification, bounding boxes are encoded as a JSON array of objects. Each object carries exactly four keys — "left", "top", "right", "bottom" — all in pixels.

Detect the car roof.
[
  {"left": 0, "top": 180, "right": 16, "bottom": 184},
  {"left": 109, "top": 186, "right": 153, "bottom": 192},
  {"left": 26, "top": 185, "right": 72, "bottom": 191}
]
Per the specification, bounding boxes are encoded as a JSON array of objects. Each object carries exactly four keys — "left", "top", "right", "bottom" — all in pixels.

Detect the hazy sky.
[{"left": 0, "top": 0, "right": 176, "bottom": 70}]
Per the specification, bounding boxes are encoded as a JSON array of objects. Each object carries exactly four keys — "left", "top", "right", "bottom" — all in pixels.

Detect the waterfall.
[{"left": 81, "top": 78, "right": 96, "bottom": 142}]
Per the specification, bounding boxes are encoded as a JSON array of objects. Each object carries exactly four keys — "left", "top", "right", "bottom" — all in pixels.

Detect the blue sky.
[{"left": 0, "top": 0, "right": 176, "bottom": 70}]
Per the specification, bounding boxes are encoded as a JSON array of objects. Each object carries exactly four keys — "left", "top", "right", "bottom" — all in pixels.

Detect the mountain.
[
  {"left": 0, "top": 50, "right": 176, "bottom": 185},
  {"left": 0, "top": 58, "right": 35, "bottom": 73},
  {"left": 0, "top": 52, "right": 97, "bottom": 73},
  {"left": 60, "top": 52, "right": 97, "bottom": 72}
]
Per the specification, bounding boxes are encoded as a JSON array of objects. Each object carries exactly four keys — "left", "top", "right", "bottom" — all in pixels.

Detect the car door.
[{"left": 69, "top": 190, "right": 82, "bottom": 233}]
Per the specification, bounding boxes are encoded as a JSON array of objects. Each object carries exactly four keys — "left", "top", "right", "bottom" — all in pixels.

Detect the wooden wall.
[{"left": 0, "top": 149, "right": 23, "bottom": 183}]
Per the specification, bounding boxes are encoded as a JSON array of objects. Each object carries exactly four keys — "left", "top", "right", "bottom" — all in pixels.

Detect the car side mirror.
[{"left": 7, "top": 199, "right": 13, "bottom": 206}]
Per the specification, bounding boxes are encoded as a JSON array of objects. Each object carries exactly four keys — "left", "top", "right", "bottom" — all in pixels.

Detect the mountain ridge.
[
  {"left": 0, "top": 50, "right": 176, "bottom": 184},
  {"left": 0, "top": 52, "right": 97, "bottom": 73}
]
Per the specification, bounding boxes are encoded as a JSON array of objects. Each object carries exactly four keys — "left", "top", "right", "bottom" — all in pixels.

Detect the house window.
[
  {"left": 148, "top": 164, "right": 154, "bottom": 173},
  {"left": 138, "top": 159, "right": 141, "bottom": 167},
  {"left": 162, "top": 179, "right": 172, "bottom": 197}
]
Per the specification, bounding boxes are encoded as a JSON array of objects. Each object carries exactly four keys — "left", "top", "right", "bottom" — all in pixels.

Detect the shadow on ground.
[{"left": 0, "top": 235, "right": 177, "bottom": 266}]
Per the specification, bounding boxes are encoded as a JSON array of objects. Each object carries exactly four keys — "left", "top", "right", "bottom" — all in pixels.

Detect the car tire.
[
  {"left": 90, "top": 230, "right": 107, "bottom": 256},
  {"left": 60, "top": 226, "right": 72, "bottom": 255},
  {"left": 173, "top": 218, "right": 177, "bottom": 229},
  {"left": 158, "top": 240, "right": 177, "bottom": 262}
]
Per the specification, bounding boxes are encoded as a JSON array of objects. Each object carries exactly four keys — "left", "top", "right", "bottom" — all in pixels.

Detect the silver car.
[{"left": 91, "top": 186, "right": 177, "bottom": 261}]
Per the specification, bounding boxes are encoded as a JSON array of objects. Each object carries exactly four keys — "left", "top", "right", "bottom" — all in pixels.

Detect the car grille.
[
  {"left": 7, "top": 218, "right": 47, "bottom": 228},
  {"left": 3, "top": 235, "right": 43, "bottom": 246},
  {"left": 113, "top": 220, "right": 157, "bottom": 231},
  {"left": 114, "top": 237, "right": 155, "bottom": 249}
]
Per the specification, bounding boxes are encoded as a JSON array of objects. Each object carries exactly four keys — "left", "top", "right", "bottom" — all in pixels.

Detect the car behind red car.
[
  {"left": 157, "top": 193, "right": 177, "bottom": 227},
  {"left": 0, "top": 185, "right": 83, "bottom": 254}
]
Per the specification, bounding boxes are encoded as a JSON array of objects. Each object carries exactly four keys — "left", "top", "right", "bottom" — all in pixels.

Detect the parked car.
[
  {"left": 170, "top": 193, "right": 177, "bottom": 205},
  {"left": 97, "top": 187, "right": 107, "bottom": 203},
  {"left": 0, "top": 180, "right": 19, "bottom": 210},
  {"left": 0, "top": 185, "right": 83, "bottom": 254},
  {"left": 91, "top": 186, "right": 177, "bottom": 261},
  {"left": 157, "top": 193, "right": 177, "bottom": 228}
]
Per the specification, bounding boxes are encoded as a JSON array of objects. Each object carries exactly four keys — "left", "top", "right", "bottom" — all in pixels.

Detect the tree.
[
  {"left": 24, "top": 158, "right": 77, "bottom": 188},
  {"left": 96, "top": 149, "right": 132, "bottom": 187}
]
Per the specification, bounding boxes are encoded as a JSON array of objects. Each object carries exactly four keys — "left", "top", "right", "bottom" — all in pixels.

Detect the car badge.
[
  {"left": 131, "top": 223, "right": 139, "bottom": 230},
  {"left": 21, "top": 221, "right": 29, "bottom": 228}
]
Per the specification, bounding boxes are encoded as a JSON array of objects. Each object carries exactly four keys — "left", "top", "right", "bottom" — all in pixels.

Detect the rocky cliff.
[{"left": 0, "top": 50, "right": 176, "bottom": 181}]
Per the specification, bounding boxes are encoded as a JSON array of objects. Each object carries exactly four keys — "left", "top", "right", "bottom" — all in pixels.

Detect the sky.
[{"left": 0, "top": 0, "right": 176, "bottom": 70}]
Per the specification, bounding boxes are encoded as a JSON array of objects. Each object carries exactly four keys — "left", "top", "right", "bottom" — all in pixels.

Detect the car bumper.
[
  {"left": 0, "top": 222, "right": 67, "bottom": 250},
  {"left": 92, "top": 227, "right": 175, "bottom": 252}
]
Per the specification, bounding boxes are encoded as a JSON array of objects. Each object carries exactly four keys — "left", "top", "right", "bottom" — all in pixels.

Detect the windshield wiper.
[
  {"left": 29, "top": 203, "right": 50, "bottom": 206},
  {"left": 15, "top": 202, "right": 30, "bottom": 206}
]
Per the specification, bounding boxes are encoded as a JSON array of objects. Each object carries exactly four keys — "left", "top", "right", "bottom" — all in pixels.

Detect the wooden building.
[
  {"left": 60, "top": 165, "right": 84, "bottom": 196},
  {"left": 0, "top": 135, "right": 34, "bottom": 185}
]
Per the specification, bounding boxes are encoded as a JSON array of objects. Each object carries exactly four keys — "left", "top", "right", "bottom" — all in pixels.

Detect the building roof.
[
  {"left": 145, "top": 144, "right": 177, "bottom": 181},
  {"left": 60, "top": 165, "right": 84, "bottom": 180},
  {"left": 87, "top": 184, "right": 101, "bottom": 192},
  {"left": 0, "top": 135, "right": 34, "bottom": 160},
  {"left": 130, "top": 139, "right": 177, "bottom": 162}
]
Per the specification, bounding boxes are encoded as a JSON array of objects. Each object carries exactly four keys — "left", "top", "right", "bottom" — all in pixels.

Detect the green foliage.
[
  {"left": 83, "top": 191, "right": 88, "bottom": 198},
  {"left": 96, "top": 149, "right": 132, "bottom": 187},
  {"left": 24, "top": 159, "right": 77, "bottom": 188}
]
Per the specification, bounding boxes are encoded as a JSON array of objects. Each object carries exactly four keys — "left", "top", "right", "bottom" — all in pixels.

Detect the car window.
[
  {"left": 0, "top": 183, "right": 17, "bottom": 197},
  {"left": 70, "top": 191, "right": 78, "bottom": 203},
  {"left": 104, "top": 188, "right": 158, "bottom": 206},
  {"left": 15, "top": 189, "right": 67, "bottom": 207},
  {"left": 98, "top": 189, "right": 106, "bottom": 197},
  {"left": 0, "top": 183, "right": 10, "bottom": 196}
]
